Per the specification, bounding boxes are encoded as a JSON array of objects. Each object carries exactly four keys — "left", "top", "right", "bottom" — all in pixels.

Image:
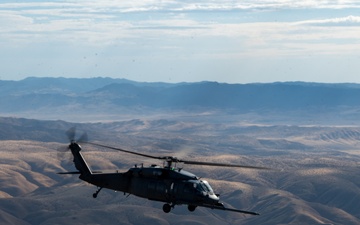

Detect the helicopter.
[{"left": 58, "top": 128, "right": 270, "bottom": 215}]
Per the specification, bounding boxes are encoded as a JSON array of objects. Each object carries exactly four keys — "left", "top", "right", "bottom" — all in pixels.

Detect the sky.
[{"left": 0, "top": 1, "right": 360, "bottom": 84}]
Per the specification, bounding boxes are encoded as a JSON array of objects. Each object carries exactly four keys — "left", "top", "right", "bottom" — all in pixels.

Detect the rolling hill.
[
  {"left": 0, "top": 117, "right": 360, "bottom": 224},
  {"left": 1, "top": 77, "right": 360, "bottom": 224}
]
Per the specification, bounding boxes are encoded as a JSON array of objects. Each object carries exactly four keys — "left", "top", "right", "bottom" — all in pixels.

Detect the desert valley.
[{"left": 1, "top": 78, "right": 360, "bottom": 225}]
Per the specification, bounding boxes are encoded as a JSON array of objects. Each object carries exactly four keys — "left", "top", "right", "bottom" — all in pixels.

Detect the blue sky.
[{"left": 0, "top": 1, "right": 360, "bottom": 84}]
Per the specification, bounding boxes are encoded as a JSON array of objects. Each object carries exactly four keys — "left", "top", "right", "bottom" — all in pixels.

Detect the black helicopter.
[{"left": 59, "top": 128, "right": 269, "bottom": 215}]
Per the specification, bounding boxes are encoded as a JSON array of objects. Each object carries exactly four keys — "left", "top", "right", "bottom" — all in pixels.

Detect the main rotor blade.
[
  {"left": 179, "top": 159, "right": 271, "bottom": 170},
  {"left": 86, "top": 142, "right": 271, "bottom": 170},
  {"left": 86, "top": 142, "right": 160, "bottom": 160},
  {"left": 57, "top": 171, "right": 81, "bottom": 175},
  {"left": 200, "top": 204, "right": 260, "bottom": 215}
]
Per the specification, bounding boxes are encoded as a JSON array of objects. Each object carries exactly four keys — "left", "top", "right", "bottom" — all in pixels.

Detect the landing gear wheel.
[
  {"left": 93, "top": 187, "right": 102, "bottom": 198},
  {"left": 163, "top": 203, "right": 171, "bottom": 213},
  {"left": 188, "top": 205, "right": 197, "bottom": 212}
]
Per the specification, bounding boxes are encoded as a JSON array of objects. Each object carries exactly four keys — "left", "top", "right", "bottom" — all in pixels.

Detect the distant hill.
[
  {"left": 1, "top": 77, "right": 360, "bottom": 124},
  {"left": 0, "top": 77, "right": 175, "bottom": 95}
]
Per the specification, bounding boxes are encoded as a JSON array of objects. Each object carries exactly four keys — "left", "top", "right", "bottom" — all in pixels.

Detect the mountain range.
[{"left": 2, "top": 77, "right": 360, "bottom": 124}]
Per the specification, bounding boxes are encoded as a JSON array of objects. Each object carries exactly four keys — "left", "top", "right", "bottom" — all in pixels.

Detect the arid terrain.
[
  {"left": 1, "top": 116, "right": 360, "bottom": 225},
  {"left": 1, "top": 78, "right": 360, "bottom": 224}
]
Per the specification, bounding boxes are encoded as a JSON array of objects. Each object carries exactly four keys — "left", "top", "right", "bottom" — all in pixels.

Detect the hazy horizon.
[
  {"left": 1, "top": 1, "right": 359, "bottom": 84},
  {"left": 3, "top": 76, "right": 360, "bottom": 86}
]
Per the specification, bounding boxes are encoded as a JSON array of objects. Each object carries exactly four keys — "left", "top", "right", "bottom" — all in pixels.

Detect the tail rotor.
[
  {"left": 58, "top": 127, "right": 92, "bottom": 175},
  {"left": 66, "top": 127, "right": 88, "bottom": 144},
  {"left": 58, "top": 127, "right": 88, "bottom": 163}
]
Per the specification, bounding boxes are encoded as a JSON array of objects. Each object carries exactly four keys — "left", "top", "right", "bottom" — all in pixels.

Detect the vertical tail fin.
[{"left": 69, "top": 142, "right": 92, "bottom": 176}]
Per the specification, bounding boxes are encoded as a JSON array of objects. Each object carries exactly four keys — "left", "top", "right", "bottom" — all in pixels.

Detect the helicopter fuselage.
[
  {"left": 63, "top": 141, "right": 260, "bottom": 215},
  {"left": 82, "top": 165, "right": 220, "bottom": 208}
]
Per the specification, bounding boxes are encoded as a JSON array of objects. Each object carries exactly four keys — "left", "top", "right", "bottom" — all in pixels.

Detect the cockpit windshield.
[{"left": 197, "top": 180, "right": 214, "bottom": 195}]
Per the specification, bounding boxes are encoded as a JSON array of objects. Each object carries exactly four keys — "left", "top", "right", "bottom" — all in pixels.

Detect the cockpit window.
[{"left": 199, "top": 180, "right": 214, "bottom": 195}]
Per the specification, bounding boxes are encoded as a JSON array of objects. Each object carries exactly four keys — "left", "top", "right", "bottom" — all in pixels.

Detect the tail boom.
[{"left": 69, "top": 142, "right": 92, "bottom": 176}]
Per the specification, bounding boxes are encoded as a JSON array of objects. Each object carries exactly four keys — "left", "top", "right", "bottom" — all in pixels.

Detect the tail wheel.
[{"left": 163, "top": 204, "right": 171, "bottom": 213}]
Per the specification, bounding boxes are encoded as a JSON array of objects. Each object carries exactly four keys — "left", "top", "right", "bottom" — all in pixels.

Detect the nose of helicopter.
[{"left": 206, "top": 193, "right": 220, "bottom": 204}]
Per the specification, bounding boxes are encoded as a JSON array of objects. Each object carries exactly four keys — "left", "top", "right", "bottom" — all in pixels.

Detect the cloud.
[
  {"left": 0, "top": 12, "right": 33, "bottom": 31},
  {"left": 1, "top": 1, "right": 360, "bottom": 14},
  {"left": 1, "top": 1, "right": 360, "bottom": 58},
  {"left": 170, "top": 1, "right": 360, "bottom": 12},
  {"left": 296, "top": 15, "right": 360, "bottom": 27}
]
